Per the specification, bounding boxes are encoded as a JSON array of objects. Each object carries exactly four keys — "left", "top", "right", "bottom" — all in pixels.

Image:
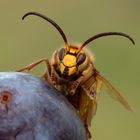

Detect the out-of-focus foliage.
[{"left": 0, "top": 0, "right": 139, "bottom": 140}]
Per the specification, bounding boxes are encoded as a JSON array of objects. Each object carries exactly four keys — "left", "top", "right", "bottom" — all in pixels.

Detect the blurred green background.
[{"left": 0, "top": 0, "right": 139, "bottom": 139}]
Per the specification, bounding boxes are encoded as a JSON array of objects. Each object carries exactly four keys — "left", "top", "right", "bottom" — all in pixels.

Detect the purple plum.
[{"left": 0, "top": 72, "right": 87, "bottom": 140}]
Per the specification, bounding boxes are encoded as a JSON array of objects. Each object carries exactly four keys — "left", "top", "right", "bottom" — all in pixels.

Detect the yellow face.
[
  {"left": 63, "top": 54, "right": 76, "bottom": 67},
  {"left": 60, "top": 54, "right": 77, "bottom": 76},
  {"left": 58, "top": 45, "right": 86, "bottom": 78}
]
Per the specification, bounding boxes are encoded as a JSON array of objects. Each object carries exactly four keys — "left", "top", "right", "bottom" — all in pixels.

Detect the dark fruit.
[{"left": 0, "top": 72, "right": 87, "bottom": 140}]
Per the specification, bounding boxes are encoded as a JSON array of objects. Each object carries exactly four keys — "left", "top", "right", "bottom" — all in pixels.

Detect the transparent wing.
[
  {"left": 96, "top": 74, "right": 133, "bottom": 111},
  {"left": 86, "top": 99, "right": 97, "bottom": 126},
  {"left": 79, "top": 88, "right": 97, "bottom": 126}
]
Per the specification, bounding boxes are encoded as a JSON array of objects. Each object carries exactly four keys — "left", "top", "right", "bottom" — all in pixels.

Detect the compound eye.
[
  {"left": 77, "top": 53, "right": 86, "bottom": 66},
  {"left": 58, "top": 48, "right": 66, "bottom": 61}
]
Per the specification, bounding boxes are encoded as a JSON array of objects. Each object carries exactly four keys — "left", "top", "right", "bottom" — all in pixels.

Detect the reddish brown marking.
[
  {"left": 93, "top": 69, "right": 99, "bottom": 77},
  {"left": 0, "top": 91, "right": 12, "bottom": 104},
  {"left": 3, "top": 95, "right": 8, "bottom": 102}
]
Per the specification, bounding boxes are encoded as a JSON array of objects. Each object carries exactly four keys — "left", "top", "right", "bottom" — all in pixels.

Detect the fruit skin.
[{"left": 0, "top": 72, "right": 87, "bottom": 140}]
